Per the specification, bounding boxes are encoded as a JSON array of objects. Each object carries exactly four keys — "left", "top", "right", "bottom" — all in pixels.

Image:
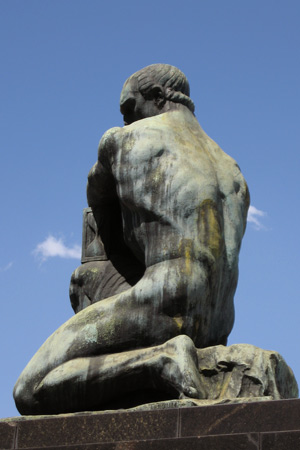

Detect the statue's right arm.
[{"left": 87, "top": 127, "right": 121, "bottom": 208}]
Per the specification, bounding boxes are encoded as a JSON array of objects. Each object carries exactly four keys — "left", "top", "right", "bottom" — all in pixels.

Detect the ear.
[{"left": 149, "top": 84, "right": 165, "bottom": 108}]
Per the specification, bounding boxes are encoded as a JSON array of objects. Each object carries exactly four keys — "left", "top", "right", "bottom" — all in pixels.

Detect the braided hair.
[{"left": 127, "top": 64, "right": 195, "bottom": 114}]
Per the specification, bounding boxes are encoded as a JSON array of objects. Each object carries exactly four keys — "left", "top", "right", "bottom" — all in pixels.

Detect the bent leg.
[
  {"left": 69, "top": 258, "right": 143, "bottom": 313},
  {"left": 19, "top": 335, "right": 206, "bottom": 414},
  {"left": 14, "top": 258, "right": 209, "bottom": 414}
]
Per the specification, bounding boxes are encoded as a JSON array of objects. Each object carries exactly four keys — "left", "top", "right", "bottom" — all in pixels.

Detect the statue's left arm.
[
  {"left": 87, "top": 127, "right": 121, "bottom": 208},
  {"left": 87, "top": 127, "right": 122, "bottom": 256}
]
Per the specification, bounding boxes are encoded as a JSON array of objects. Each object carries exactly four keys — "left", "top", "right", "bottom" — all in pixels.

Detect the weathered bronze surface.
[{"left": 13, "top": 64, "right": 297, "bottom": 415}]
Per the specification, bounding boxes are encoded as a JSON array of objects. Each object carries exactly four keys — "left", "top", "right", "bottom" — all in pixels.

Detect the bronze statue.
[{"left": 14, "top": 64, "right": 273, "bottom": 415}]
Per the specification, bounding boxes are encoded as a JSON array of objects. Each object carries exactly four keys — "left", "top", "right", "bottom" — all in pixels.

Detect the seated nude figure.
[{"left": 14, "top": 64, "right": 249, "bottom": 414}]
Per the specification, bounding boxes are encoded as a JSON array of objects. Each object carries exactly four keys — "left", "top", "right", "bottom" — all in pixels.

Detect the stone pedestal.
[{"left": 2, "top": 399, "right": 300, "bottom": 449}]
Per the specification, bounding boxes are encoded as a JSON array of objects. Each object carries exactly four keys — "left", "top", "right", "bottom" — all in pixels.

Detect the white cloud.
[
  {"left": 247, "top": 205, "right": 267, "bottom": 230},
  {"left": 0, "top": 261, "right": 13, "bottom": 272},
  {"left": 33, "top": 235, "right": 81, "bottom": 261}
]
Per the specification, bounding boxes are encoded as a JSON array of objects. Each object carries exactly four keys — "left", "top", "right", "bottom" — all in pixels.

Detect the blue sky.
[{"left": 1, "top": 1, "right": 300, "bottom": 418}]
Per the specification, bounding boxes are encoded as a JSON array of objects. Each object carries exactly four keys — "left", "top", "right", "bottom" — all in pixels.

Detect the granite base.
[{"left": 1, "top": 399, "right": 300, "bottom": 449}]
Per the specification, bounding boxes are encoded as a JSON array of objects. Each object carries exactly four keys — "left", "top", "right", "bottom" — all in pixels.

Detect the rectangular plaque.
[{"left": 81, "top": 207, "right": 108, "bottom": 263}]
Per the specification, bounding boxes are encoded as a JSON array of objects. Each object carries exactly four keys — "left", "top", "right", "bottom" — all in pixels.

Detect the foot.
[{"left": 157, "top": 335, "right": 206, "bottom": 399}]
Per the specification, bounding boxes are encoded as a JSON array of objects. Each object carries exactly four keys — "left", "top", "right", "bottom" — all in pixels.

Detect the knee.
[{"left": 13, "top": 376, "right": 37, "bottom": 415}]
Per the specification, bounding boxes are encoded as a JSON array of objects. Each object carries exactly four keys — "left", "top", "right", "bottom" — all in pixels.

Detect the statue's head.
[{"left": 120, "top": 64, "right": 195, "bottom": 125}]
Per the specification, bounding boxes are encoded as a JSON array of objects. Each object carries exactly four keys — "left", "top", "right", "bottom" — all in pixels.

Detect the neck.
[{"left": 161, "top": 101, "right": 192, "bottom": 115}]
